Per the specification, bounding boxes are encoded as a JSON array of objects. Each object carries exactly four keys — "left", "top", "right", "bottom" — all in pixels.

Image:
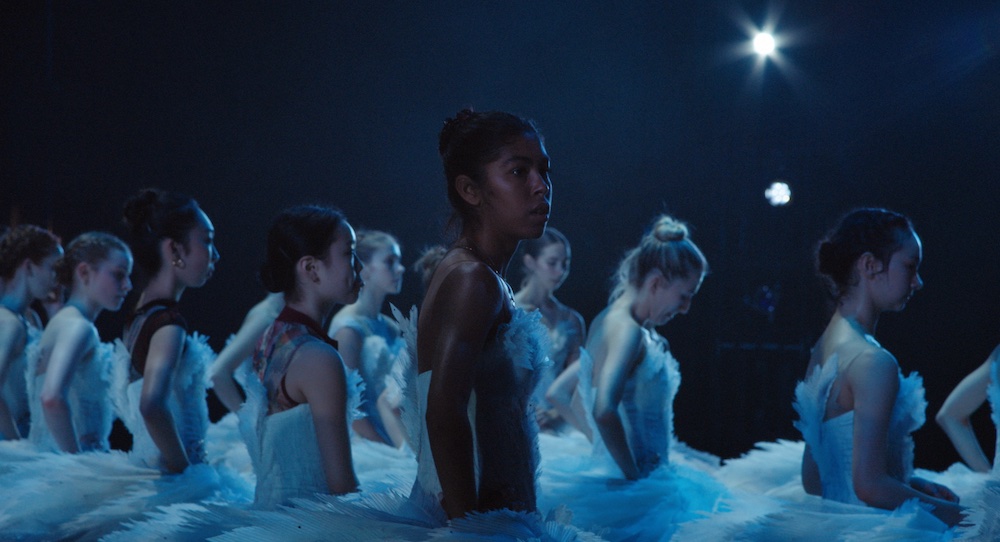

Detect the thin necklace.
[
  {"left": 458, "top": 245, "right": 516, "bottom": 306},
  {"left": 458, "top": 244, "right": 501, "bottom": 276}
]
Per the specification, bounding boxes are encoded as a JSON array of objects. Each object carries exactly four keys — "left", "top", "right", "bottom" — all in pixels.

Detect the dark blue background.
[{"left": 3, "top": 1, "right": 999, "bottom": 469}]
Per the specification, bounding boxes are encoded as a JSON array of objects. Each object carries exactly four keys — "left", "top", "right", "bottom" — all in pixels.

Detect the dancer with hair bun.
[
  {"left": 0, "top": 225, "right": 62, "bottom": 442},
  {"left": 537, "top": 214, "right": 726, "bottom": 541},
  {"left": 118, "top": 187, "right": 220, "bottom": 473},
  {"left": 248, "top": 204, "right": 363, "bottom": 506},
  {"left": 409, "top": 108, "right": 553, "bottom": 522},
  {"left": 799, "top": 209, "right": 959, "bottom": 521},
  {"left": 0, "top": 204, "right": 235, "bottom": 539},
  {"left": 676, "top": 208, "right": 964, "bottom": 541},
  {"left": 97, "top": 205, "right": 374, "bottom": 541}
]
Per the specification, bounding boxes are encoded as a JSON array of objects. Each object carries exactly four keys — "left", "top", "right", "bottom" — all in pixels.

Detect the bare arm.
[
  {"left": 936, "top": 352, "right": 995, "bottom": 473},
  {"left": 333, "top": 326, "right": 388, "bottom": 444},
  {"left": 285, "top": 342, "right": 359, "bottom": 495},
  {"left": 801, "top": 443, "right": 822, "bottom": 495},
  {"left": 40, "top": 321, "right": 97, "bottom": 452},
  {"left": 851, "top": 353, "right": 965, "bottom": 526},
  {"left": 421, "top": 262, "right": 504, "bottom": 518},
  {"left": 544, "top": 309, "right": 589, "bottom": 434},
  {"left": 376, "top": 387, "right": 408, "bottom": 448},
  {"left": 592, "top": 321, "right": 644, "bottom": 480},
  {"left": 563, "top": 309, "right": 587, "bottom": 371},
  {"left": 0, "top": 319, "right": 26, "bottom": 439},
  {"left": 140, "top": 325, "right": 190, "bottom": 473},
  {"left": 209, "top": 294, "right": 282, "bottom": 413},
  {"left": 545, "top": 361, "right": 591, "bottom": 440}
]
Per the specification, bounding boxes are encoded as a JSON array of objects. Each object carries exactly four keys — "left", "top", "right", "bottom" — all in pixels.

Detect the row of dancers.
[{"left": 1, "top": 108, "right": 999, "bottom": 540}]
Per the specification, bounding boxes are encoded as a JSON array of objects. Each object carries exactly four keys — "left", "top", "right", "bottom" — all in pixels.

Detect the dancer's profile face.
[
  {"left": 28, "top": 247, "right": 63, "bottom": 302},
  {"left": 88, "top": 249, "right": 134, "bottom": 311},
  {"left": 319, "top": 221, "right": 363, "bottom": 305},
  {"left": 175, "top": 209, "right": 219, "bottom": 288},
  {"left": 476, "top": 134, "right": 552, "bottom": 241},
  {"left": 361, "top": 242, "right": 404, "bottom": 296},
  {"left": 649, "top": 272, "right": 703, "bottom": 326},
  {"left": 525, "top": 241, "right": 569, "bottom": 292},
  {"left": 872, "top": 230, "right": 923, "bottom": 311}
]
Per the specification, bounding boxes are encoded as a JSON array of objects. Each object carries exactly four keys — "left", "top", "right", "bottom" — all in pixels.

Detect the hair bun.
[
  {"left": 122, "top": 188, "right": 161, "bottom": 233},
  {"left": 438, "top": 108, "right": 476, "bottom": 157},
  {"left": 651, "top": 215, "right": 688, "bottom": 243}
]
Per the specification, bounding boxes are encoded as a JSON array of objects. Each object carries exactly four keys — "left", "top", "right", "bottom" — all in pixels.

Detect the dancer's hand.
[{"left": 911, "top": 476, "right": 960, "bottom": 503}]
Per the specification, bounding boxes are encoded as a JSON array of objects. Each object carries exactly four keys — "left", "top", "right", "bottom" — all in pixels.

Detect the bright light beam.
[{"left": 753, "top": 32, "right": 776, "bottom": 56}]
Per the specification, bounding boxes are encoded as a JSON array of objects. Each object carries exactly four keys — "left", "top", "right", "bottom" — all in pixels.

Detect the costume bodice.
[
  {"left": 242, "top": 312, "right": 361, "bottom": 508},
  {"left": 28, "top": 340, "right": 115, "bottom": 452},
  {"left": 112, "top": 332, "right": 214, "bottom": 468},
  {"left": 793, "top": 345, "right": 925, "bottom": 505},
  {"left": 578, "top": 328, "right": 679, "bottom": 476},
  {"left": 408, "top": 307, "right": 549, "bottom": 521},
  {"left": 532, "top": 317, "right": 582, "bottom": 410}
]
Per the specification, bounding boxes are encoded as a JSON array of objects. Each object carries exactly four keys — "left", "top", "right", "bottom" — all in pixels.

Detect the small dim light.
[{"left": 765, "top": 181, "right": 791, "bottom": 206}]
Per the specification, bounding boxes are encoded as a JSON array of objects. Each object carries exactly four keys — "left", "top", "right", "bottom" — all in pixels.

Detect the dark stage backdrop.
[{"left": 3, "top": 1, "right": 999, "bottom": 470}]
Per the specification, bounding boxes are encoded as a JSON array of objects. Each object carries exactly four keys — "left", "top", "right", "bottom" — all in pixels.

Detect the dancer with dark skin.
[
  {"left": 416, "top": 109, "right": 552, "bottom": 519},
  {"left": 122, "top": 188, "right": 220, "bottom": 472}
]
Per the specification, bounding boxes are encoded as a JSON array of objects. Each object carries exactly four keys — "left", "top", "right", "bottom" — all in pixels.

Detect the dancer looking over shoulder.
[{"left": 414, "top": 108, "right": 551, "bottom": 519}]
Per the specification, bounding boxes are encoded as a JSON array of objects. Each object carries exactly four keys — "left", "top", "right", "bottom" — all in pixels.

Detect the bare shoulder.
[
  {"left": 424, "top": 256, "right": 504, "bottom": 319},
  {"left": 598, "top": 308, "right": 643, "bottom": 353},
  {"left": 40, "top": 314, "right": 98, "bottom": 368},
  {"left": 293, "top": 340, "right": 342, "bottom": 370},
  {"left": 285, "top": 340, "right": 346, "bottom": 404},
  {"left": 0, "top": 310, "right": 26, "bottom": 344},
  {"left": 854, "top": 346, "right": 898, "bottom": 372},
  {"left": 331, "top": 322, "right": 364, "bottom": 343},
  {"left": 55, "top": 314, "right": 100, "bottom": 344},
  {"left": 849, "top": 346, "right": 900, "bottom": 392}
]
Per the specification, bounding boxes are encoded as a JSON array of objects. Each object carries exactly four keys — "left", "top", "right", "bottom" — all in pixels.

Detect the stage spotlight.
[
  {"left": 753, "top": 32, "right": 776, "bottom": 56},
  {"left": 765, "top": 181, "right": 791, "bottom": 206}
]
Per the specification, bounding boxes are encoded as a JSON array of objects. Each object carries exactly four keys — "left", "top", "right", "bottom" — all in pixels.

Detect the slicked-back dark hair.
[
  {"left": 816, "top": 208, "right": 914, "bottom": 299},
  {"left": 260, "top": 204, "right": 347, "bottom": 299},
  {"left": 122, "top": 188, "right": 202, "bottom": 277}
]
